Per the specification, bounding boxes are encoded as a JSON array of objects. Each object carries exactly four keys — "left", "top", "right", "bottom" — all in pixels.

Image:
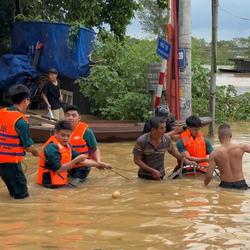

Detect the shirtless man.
[{"left": 204, "top": 124, "right": 249, "bottom": 190}]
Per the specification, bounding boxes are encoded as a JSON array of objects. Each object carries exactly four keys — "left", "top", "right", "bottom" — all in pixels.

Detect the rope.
[{"left": 22, "top": 161, "right": 28, "bottom": 174}]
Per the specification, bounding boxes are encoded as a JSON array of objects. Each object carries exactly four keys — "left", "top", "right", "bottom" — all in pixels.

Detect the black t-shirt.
[
  {"left": 143, "top": 119, "right": 173, "bottom": 134},
  {"left": 43, "top": 79, "right": 61, "bottom": 110}
]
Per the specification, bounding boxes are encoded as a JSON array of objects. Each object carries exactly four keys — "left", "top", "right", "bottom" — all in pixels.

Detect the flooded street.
[
  {"left": 1, "top": 123, "right": 250, "bottom": 249},
  {"left": 1, "top": 73, "right": 250, "bottom": 249}
]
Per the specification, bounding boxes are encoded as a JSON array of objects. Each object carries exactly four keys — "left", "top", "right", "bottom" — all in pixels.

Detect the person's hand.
[
  {"left": 59, "top": 96, "right": 63, "bottom": 102},
  {"left": 152, "top": 169, "right": 162, "bottom": 180},
  {"left": 76, "top": 154, "right": 87, "bottom": 162},
  {"left": 97, "top": 162, "right": 113, "bottom": 169},
  {"left": 47, "top": 104, "right": 51, "bottom": 110},
  {"left": 32, "top": 149, "right": 40, "bottom": 157},
  {"left": 173, "top": 124, "right": 183, "bottom": 134},
  {"left": 184, "top": 159, "right": 196, "bottom": 166}
]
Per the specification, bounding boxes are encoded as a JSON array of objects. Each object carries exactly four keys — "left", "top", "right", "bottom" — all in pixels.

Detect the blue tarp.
[
  {"left": 0, "top": 54, "right": 40, "bottom": 91},
  {"left": 11, "top": 21, "right": 96, "bottom": 79}
]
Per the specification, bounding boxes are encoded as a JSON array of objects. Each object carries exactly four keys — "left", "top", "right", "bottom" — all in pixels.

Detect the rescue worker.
[
  {"left": 176, "top": 115, "right": 213, "bottom": 167},
  {"left": 65, "top": 105, "right": 113, "bottom": 182},
  {"left": 37, "top": 120, "right": 112, "bottom": 188},
  {"left": 143, "top": 104, "right": 183, "bottom": 142},
  {"left": 0, "top": 84, "right": 39, "bottom": 199}
]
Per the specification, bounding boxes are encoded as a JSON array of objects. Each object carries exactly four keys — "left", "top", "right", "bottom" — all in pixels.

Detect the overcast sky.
[{"left": 126, "top": 0, "right": 250, "bottom": 41}]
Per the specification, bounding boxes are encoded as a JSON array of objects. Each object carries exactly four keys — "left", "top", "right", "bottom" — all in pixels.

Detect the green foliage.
[
  {"left": 75, "top": 35, "right": 161, "bottom": 121},
  {"left": 157, "top": 0, "right": 168, "bottom": 9},
  {"left": 9, "top": 0, "right": 139, "bottom": 41},
  {"left": 15, "top": 14, "right": 43, "bottom": 21},
  {"left": 67, "top": 21, "right": 87, "bottom": 50},
  {"left": 232, "top": 93, "right": 250, "bottom": 121},
  {"left": 0, "top": 0, "right": 15, "bottom": 41},
  {"left": 191, "top": 61, "right": 238, "bottom": 124},
  {"left": 137, "top": 0, "right": 168, "bottom": 37}
]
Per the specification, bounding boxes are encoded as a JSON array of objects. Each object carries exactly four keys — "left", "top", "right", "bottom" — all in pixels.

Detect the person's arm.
[
  {"left": 42, "top": 82, "right": 51, "bottom": 110},
  {"left": 205, "top": 139, "right": 214, "bottom": 154},
  {"left": 70, "top": 144, "right": 112, "bottom": 169},
  {"left": 57, "top": 80, "right": 63, "bottom": 102},
  {"left": 83, "top": 128, "right": 101, "bottom": 162},
  {"left": 204, "top": 151, "right": 217, "bottom": 186},
  {"left": 25, "top": 145, "right": 39, "bottom": 156},
  {"left": 42, "top": 93, "right": 51, "bottom": 110},
  {"left": 166, "top": 132, "right": 180, "bottom": 142},
  {"left": 165, "top": 123, "right": 183, "bottom": 142},
  {"left": 92, "top": 146, "right": 101, "bottom": 162},
  {"left": 183, "top": 150, "right": 209, "bottom": 164},
  {"left": 44, "top": 143, "right": 87, "bottom": 174},
  {"left": 168, "top": 145, "right": 196, "bottom": 165},
  {"left": 56, "top": 154, "right": 87, "bottom": 173},
  {"left": 15, "top": 118, "right": 40, "bottom": 157},
  {"left": 59, "top": 89, "right": 63, "bottom": 102},
  {"left": 133, "top": 154, "right": 161, "bottom": 180},
  {"left": 78, "top": 158, "right": 113, "bottom": 169}
]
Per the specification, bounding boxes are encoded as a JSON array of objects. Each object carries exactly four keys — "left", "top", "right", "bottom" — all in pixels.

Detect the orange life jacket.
[
  {"left": 37, "top": 136, "right": 71, "bottom": 186},
  {"left": 0, "top": 108, "right": 28, "bottom": 163},
  {"left": 69, "top": 122, "right": 94, "bottom": 168},
  {"left": 180, "top": 129, "right": 207, "bottom": 166}
]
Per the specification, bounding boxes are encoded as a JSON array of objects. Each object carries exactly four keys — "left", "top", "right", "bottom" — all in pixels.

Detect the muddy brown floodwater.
[{"left": 1, "top": 121, "right": 250, "bottom": 249}]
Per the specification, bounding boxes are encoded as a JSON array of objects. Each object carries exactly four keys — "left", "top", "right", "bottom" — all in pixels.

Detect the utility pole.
[
  {"left": 209, "top": 0, "right": 218, "bottom": 136},
  {"left": 178, "top": 0, "right": 192, "bottom": 119}
]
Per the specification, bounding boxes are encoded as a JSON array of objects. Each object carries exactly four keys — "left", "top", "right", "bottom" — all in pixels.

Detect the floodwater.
[{"left": 1, "top": 73, "right": 250, "bottom": 249}]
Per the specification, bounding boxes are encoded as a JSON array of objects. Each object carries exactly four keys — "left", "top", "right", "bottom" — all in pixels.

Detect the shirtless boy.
[{"left": 204, "top": 124, "right": 250, "bottom": 190}]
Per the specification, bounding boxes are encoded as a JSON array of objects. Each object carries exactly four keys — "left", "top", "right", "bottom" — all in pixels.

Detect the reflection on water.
[{"left": 1, "top": 122, "right": 250, "bottom": 249}]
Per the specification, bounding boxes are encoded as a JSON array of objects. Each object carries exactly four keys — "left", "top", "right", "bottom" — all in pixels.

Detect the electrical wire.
[{"left": 219, "top": 4, "right": 250, "bottom": 21}]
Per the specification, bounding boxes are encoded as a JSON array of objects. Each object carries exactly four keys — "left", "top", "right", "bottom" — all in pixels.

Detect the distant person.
[
  {"left": 0, "top": 84, "right": 39, "bottom": 199},
  {"left": 176, "top": 115, "right": 213, "bottom": 167},
  {"left": 143, "top": 104, "right": 183, "bottom": 142},
  {"left": 37, "top": 120, "right": 112, "bottom": 188},
  {"left": 42, "top": 68, "right": 65, "bottom": 120},
  {"left": 133, "top": 116, "right": 195, "bottom": 180},
  {"left": 204, "top": 124, "right": 249, "bottom": 190},
  {"left": 65, "top": 105, "right": 113, "bottom": 182}
]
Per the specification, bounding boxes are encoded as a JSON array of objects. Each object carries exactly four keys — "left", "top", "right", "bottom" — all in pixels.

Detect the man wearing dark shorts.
[
  {"left": 204, "top": 124, "right": 249, "bottom": 190},
  {"left": 0, "top": 84, "right": 39, "bottom": 199}
]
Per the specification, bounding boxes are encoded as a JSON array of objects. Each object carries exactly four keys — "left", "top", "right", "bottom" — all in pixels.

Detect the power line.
[{"left": 218, "top": 4, "right": 250, "bottom": 21}]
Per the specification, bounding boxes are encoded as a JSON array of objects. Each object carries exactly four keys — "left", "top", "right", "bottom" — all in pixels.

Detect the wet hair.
[
  {"left": 186, "top": 115, "right": 202, "bottom": 128},
  {"left": 150, "top": 116, "right": 165, "bottom": 129},
  {"left": 55, "top": 120, "right": 72, "bottom": 132},
  {"left": 218, "top": 124, "right": 231, "bottom": 138},
  {"left": 65, "top": 105, "right": 81, "bottom": 115},
  {"left": 8, "top": 84, "right": 31, "bottom": 104}
]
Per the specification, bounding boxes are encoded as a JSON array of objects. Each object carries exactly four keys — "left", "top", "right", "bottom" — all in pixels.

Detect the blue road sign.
[
  {"left": 178, "top": 48, "right": 186, "bottom": 68},
  {"left": 156, "top": 37, "right": 171, "bottom": 61}
]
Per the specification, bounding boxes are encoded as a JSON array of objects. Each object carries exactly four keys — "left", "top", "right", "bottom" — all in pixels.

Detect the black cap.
[{"left": 48, "top": 68, "right": 58, "bottom": 74}]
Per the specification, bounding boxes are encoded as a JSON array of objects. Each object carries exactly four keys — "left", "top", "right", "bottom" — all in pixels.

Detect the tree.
[
  {"left": 191, "top": 37, "right": 210, "bottom": 64},
  {"left": 75, "top": 35, "right": 161, "bottom": 121},
  {"left": 0, "top": 0, "right": 140, "bottom": 43},
  {"left": 137, "top": 0, "right": 168, "bottom": 37},
  {"left": 0, "top": 0, "right": 15, "bottom": 42}
]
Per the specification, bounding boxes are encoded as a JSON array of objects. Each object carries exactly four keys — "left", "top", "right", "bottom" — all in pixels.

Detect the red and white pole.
[{"left": 154, "top": 59, "right": 167, "bottom": 113}]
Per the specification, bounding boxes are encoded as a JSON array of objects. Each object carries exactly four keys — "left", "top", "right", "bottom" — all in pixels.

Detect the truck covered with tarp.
[{"left": 0, "top": 21, "right": 96, "bottom": 91}]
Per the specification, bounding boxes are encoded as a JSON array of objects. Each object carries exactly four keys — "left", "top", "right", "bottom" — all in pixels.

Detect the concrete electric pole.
[
  {"left": 209, "top": 0, "right": 218, "bottom": 136},
  {"left": 178, "top": 0, "right": 192, "bottom": 120}
]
